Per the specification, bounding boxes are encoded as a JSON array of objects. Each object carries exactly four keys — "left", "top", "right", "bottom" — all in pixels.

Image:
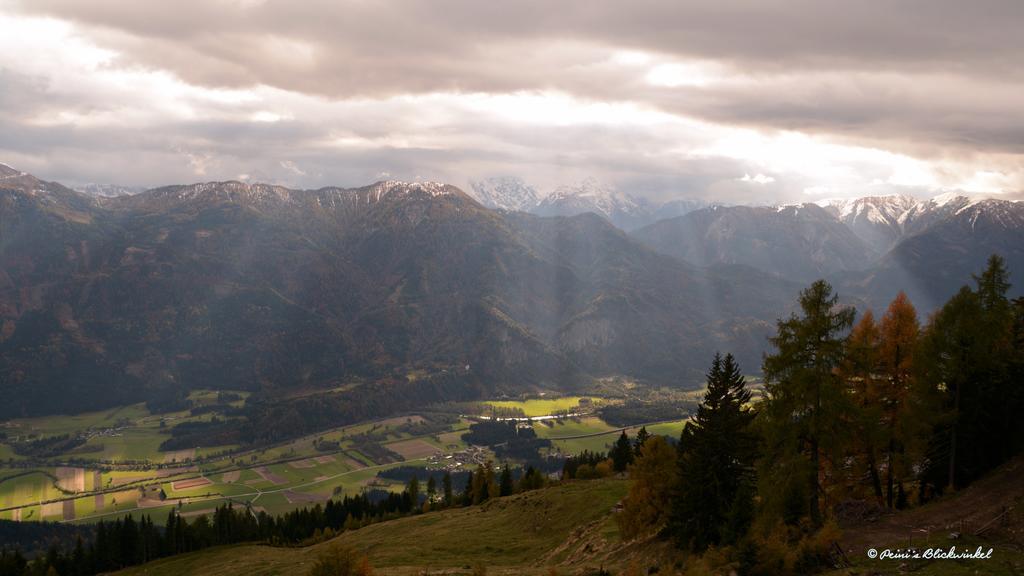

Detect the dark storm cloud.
[
  {"left": 10, "top": 0, "right": 1024, "bottom": 162},
  {"left": 15, "top": 0, "right": 1024, "bottom": 84},
  {"left": 2, "top": 0, "right": 1023, "bottom": 198}
]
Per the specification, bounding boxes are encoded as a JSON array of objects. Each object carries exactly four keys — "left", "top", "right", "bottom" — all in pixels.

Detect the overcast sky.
[{"left": 2, "top": 0, "right": 1022, "bottom": 203}]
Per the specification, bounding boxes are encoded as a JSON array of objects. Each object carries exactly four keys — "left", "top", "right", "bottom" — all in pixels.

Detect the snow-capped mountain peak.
[
  {"left": 136, "top": 179, "right": 457, "bottom": 208},
  {"left": 531, "top": 178, "right": 657, "bottom": 230},
  {"left": 809, "top": 191, "right": 1021, "bottom": 252},
  {"left": 538, "top": 178, "right": 644, "bottom": 216},
  {"left": 816, "top": 194, "right": 918, "bottom": 223},
  {"left": 367, "top": 179, "right": 454, "bottom": 200},
  {"left": 74, "top": 183, "right": 146, "bottom": 198},
  {"left": 469, "top": 176, "right": 539, "bottom": 211},
  {"left": 930, "top": 191, "right": 969, "bottom": 208},
  {"left": 513, "top": 177, "right": 711, "bottom": 230},
  {"left": 0, "top": 162, "right": 25, "bottom": 177},
  {"left": 546, "top": 178, "right": 639, "bottom": 208}
]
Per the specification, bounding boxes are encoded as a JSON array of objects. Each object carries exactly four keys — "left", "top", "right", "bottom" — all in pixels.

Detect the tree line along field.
[
  {"left": 0, "top": 392, "right": 692, "bottom": 526},
  {"left": 531, "top": 416, "right": 689, "bottom": 455},
  {"left": 472, "top": 395, "right": 691, "bottom": 454}
]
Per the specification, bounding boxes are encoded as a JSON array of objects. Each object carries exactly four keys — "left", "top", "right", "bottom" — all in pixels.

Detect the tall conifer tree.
[
  {"left": 761, "top": 280, "right": 854, "bottom": 526},
  {"left": 669, "top": 353, "right": 756, "bottom": 550},
  {"left": 610, "top": 431, "right": 634, "bottom": 472}
]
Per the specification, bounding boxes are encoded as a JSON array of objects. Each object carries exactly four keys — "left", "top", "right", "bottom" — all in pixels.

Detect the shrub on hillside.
[{"left": 307, "top": 545, "right": 373, "bottom": 576}]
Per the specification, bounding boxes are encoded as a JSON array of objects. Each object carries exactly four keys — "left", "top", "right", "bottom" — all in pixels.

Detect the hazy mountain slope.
[
  {"left": 653, "top": 198, "right": 708, "bottom": 221},
  {"left": 846, "top": 198, "right": 1024, "bottom": 311},
  {"left": 470, "top": 175, "right": 707, "bottom": 229},
  {"left": 503, "top": 212, "right": 800, "bottom": 381},
  {"left": 632, "top": 203, "right": 877, "bottom": 281},
  {"left": 0, "top": 167, "right": 146, "bottom": 413}
]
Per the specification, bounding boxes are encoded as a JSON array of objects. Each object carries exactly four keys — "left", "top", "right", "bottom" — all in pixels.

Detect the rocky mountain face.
[
  {"left": 816, "top": 193, "right": 1014, "bottom": 253},
  {"left": 818, "top": 194, "right": 920, "bottom": 253},
  {"left": 0, "top": 167, "right": 798, "bottom": 418}
]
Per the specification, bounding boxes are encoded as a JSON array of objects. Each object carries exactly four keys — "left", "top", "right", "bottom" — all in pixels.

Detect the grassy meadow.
[{"left": 483, "top": 396, "right": 599, "bottom": 417}]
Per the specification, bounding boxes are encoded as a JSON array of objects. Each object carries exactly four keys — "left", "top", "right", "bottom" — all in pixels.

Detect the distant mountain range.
[
  {"left": 3, "top": 164, "right": 1021, "bottom": 418},
  {"left": 633, "top": 192, "right": 1024, "bottom": 311},
  {"left": 469, "top": 176, "right": 707, "bottom": 230},
  {"left": 469, "top": 176, "right": 1024, "bottom": 311},
  {"left": 817, "top": 193, "right": 1016, "bottom": 253}
]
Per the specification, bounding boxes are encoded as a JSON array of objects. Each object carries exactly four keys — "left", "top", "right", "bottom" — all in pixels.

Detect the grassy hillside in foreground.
[
  {"left": 114, "top": 456, "right": 1024, "bottom": 576},
  {"left": 117, "top": 479, "right": 629, "bottom": 576}
]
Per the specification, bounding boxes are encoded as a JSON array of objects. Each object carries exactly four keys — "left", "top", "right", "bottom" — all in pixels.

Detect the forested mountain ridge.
[{"left": 0, "top": 167, "right": 799, "bottom": 418}]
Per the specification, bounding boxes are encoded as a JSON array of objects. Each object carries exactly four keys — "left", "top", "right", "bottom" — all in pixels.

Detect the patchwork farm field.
[
  {"left": 385, "top": 438, "right": 440, "bottom": 460},
  {"left": 533, "top": 416, "right": 617, "bottom": 438},
  {"left": 0, "top": 403, "right": 475, "bottom": 524},
  {"left": 0, "top": 470, "right": 65, "bottom": 521},
  {"left": 1, "top": 391, "right": 686, "bottom": 526},
  {"left": 0, "top": 454, "right": 432, "bottom": 525}
]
